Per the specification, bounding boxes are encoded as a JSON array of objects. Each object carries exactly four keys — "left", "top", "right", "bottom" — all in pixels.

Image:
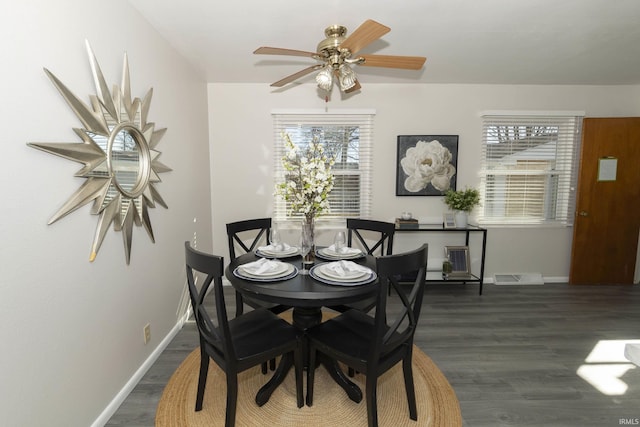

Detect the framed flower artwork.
[{"left": 396, "top": 135, "right": 458, "bottom": 196}]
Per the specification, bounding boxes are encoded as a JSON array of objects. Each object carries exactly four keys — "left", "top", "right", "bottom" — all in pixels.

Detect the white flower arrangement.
[{"left": 275, "top": 133, "right": 335, "bottom": 221}]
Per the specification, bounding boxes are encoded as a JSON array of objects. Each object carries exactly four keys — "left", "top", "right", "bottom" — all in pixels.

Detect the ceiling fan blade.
[
  {"left": 271, "top": 65, "right": 323, "bottom": 87},
  {"left": 254, "top": 46, "right": 318, "bottom": 58},
  {"left": 345, "top": 79, "right": 361, "bottom": 93},
  {"left": 358, "top": 54, "right": 426, "bottom": 70},
  {"left": 340, "top": 19, "right": 390, "bottom": 55}
]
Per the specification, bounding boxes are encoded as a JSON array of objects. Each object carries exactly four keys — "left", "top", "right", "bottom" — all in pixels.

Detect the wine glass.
[
  {"left": 333, "top": 231, "right": 346, "bottom": 254},
  {"left": 299, "top": 229, "right": 313, "bottom": 274},
  {"left": 269, "top": 228, "right": 281, "bottom": 250}
]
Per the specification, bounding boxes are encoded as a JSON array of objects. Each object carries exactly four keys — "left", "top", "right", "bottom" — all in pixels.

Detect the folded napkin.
[
  {"left": 258, "top": 242, "right": 293, "bottom": 253},
  {"left": 240, "top": 258, "right": 285, "bottom": 275},
  {"left": 325, "top": 244, "right": 361, "bottom": 255},
  {"left": 324, "top": 260, "right": 370, "bottom": 277}
]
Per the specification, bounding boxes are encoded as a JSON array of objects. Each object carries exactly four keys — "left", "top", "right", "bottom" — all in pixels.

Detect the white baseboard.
[
  {"left": 484, "top": 276, "right": 569, "bottom": 284},
  {"left": 540, "top": 276, "right": 569, "bottom": 283},
  {"left": 91, "top": 312, "right": 189, "bottom": 427}
]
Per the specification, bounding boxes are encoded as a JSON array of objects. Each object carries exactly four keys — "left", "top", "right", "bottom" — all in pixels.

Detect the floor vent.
[{"left": 494, "top": 273, "right": 544, "bottom": 285}]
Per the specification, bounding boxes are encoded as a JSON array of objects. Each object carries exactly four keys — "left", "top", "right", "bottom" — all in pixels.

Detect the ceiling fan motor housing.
[{"left": 317, "top": 25, "right": 351, "bottom": 67}]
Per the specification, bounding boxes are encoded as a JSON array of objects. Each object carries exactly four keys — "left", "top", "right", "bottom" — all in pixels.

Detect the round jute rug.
[{"left": 156, "top": 316, "right": 461, "bottom": 427}]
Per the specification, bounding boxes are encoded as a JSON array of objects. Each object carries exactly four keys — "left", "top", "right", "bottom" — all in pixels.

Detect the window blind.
[
  {"left": 478, "top": 113, "right": 583, "bottom": 226},
  {"left": 272, "top": 111, "right": 374, "bottom": 222}
]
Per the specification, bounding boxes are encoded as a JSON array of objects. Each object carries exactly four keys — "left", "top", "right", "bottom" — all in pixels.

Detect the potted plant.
[{"left": 443, "top": 188, "right": 480, "bottom": 228}]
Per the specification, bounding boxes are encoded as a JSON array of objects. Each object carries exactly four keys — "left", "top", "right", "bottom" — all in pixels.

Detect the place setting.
[
  {"left": 310, "top": 259, "right": 377, "bottom": 286},
  {"left": 315, "top": 231, "right": 364, "bottom": 261},
  {"left": 255, "top": 228, "right": 300, "bottom": 259},
  {"left": 255, "top": 243, "right": 299, "bottom": 259},
  {"left": 233, "top": 257, "right": 298, "bottom": 282}
]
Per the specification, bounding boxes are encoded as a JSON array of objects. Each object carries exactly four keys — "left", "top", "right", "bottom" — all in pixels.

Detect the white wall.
[
  {"left": 208, "top": 83, "right": 640, "bottom": 280},
  {"left": 0, "top": 1, "right": 211, "bottom": 426},
  {"left": 2, "top": 2, "right": 639, "bottom": 424}
]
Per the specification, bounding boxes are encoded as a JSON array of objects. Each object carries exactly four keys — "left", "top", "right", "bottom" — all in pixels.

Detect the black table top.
[{"left": 225, "top": 253, "right": 379, "bottom": 308}]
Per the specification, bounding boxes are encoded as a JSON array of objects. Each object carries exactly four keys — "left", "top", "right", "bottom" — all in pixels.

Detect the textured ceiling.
[{"left": 128, "top": 0, "right": 640, "bottom": 87}]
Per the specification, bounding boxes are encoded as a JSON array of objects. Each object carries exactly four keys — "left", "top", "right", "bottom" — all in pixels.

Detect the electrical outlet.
[{"left": 143, "top": 323, "right": 151, "bottom": 345}]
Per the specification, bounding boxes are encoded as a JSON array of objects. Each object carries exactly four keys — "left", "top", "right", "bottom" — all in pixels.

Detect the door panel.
[{"left": 569, "top": 118, "right": 640, "bottom": 284}]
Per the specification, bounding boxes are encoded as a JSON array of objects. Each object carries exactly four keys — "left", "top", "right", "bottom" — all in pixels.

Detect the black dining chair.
[
  {"left": 184, "top": 242, "right": 303, "bottom": 427},
  {"left": 347, "top": 218, "right": 395, "bottom": 257},
  {"left": 226, "top": 218, "right": 291, "bottom": 317},
  {"left": 306, "top": 244, "right": 429, "bottom": 427},
  {"left": 348, "top": 218, "right": 396, "bottom": 295},
  {"left": 328, "top": 218, "right": 396, "bottom": 314}
]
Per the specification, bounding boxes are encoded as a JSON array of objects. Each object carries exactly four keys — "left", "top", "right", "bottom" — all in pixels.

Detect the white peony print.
[{"left": 400, "top": 140, "right": 456, "bottom": 193}]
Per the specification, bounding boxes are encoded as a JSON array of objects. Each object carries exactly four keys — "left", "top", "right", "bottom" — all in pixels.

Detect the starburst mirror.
[{"left": 28, "top": 41, "right": 171, "bottom": 264}]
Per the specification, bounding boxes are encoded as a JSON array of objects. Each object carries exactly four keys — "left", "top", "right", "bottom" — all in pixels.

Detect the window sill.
[{"left": 477, "top": 222, "right": 572, "bottom": 229}]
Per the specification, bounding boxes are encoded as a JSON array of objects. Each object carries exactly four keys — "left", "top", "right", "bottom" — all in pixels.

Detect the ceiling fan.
[{"left": 254, "top": 19, "right": 426, "bottom": 93}]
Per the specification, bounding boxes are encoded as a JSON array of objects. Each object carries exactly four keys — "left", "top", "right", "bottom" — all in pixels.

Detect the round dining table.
[{"left": 225, "top": 251, "right": 379, "bottom": 406}]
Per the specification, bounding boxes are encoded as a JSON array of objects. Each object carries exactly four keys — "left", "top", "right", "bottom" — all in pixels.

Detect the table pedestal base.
[
  {"left": 255, "top": 353, "right": 302, "bottom": 407},
  {"left": 319, "top": 355, "right": 363, "bottom": 403},
  {"left": 255, "top": 307, "right": 363, "bottom": 406}
]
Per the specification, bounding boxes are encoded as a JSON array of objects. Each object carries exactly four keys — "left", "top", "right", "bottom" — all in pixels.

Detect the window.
[
  {"left": 478, "top": 112, "right": 584, "bottom": 226},
  {"left": 273, "top": 110, "right": 374, "bottom": 222}
]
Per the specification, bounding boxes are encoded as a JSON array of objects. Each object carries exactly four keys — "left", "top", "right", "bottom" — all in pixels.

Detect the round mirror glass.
[
  {"left": 111, "top": 128, "right": 140, "bottom": 193},
  {"left": 106, "top": 124, "right": 151, "bottom": 199}
]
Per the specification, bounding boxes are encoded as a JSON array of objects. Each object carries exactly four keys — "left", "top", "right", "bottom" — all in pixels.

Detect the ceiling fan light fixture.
[
  {"left": 316, "top": 66, "right": 333, "bottom": 91},
  {"left": 254, "top": 20, "right": 426, "bottom": 96},
  {"left": 338, "top": 64, "right": 357, "bottom": 91}
]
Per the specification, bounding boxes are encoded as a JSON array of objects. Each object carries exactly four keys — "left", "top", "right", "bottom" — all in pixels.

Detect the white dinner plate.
[
  {"left": 314, "top": 267, "right": 370, "bottom": 283},
  {"left": 239, "top": 261, "right": 290, "bottom": 277},
  {"left": 316, "top": 247, "right": 363, "bottom": 260},
  {"left": 317, "top": 262, "right": 370, "bottom": 281},
  {"left": 309, "top": 264, "right": 376, "bottom": 286},
  {"left": 234, "top": 263, "right": 298, "bottom": 282},
  {"left": 256, "top": 247, "right": 300, "bottom": 258}
]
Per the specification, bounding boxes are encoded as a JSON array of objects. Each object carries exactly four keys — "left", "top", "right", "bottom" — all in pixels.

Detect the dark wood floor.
[{"left": 106, "top": 283, "right": 640, "bottom": 426}]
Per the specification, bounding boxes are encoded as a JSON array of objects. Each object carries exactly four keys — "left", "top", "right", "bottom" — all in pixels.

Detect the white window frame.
[
  {"left": 478, "top": 111, "right": 584, "bottom": 227},
  {"left": 272, "top": 109, "right": 374, "bottom": 224}
]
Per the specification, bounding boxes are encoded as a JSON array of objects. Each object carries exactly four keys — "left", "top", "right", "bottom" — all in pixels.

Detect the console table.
[{"left": 395, "top": 224, "right": 487, "bottom": 295}]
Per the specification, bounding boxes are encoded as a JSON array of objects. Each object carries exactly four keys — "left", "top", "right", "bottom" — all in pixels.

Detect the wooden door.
[{"left": 569, "top": 118, "right": 640, "bottom": 284}]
